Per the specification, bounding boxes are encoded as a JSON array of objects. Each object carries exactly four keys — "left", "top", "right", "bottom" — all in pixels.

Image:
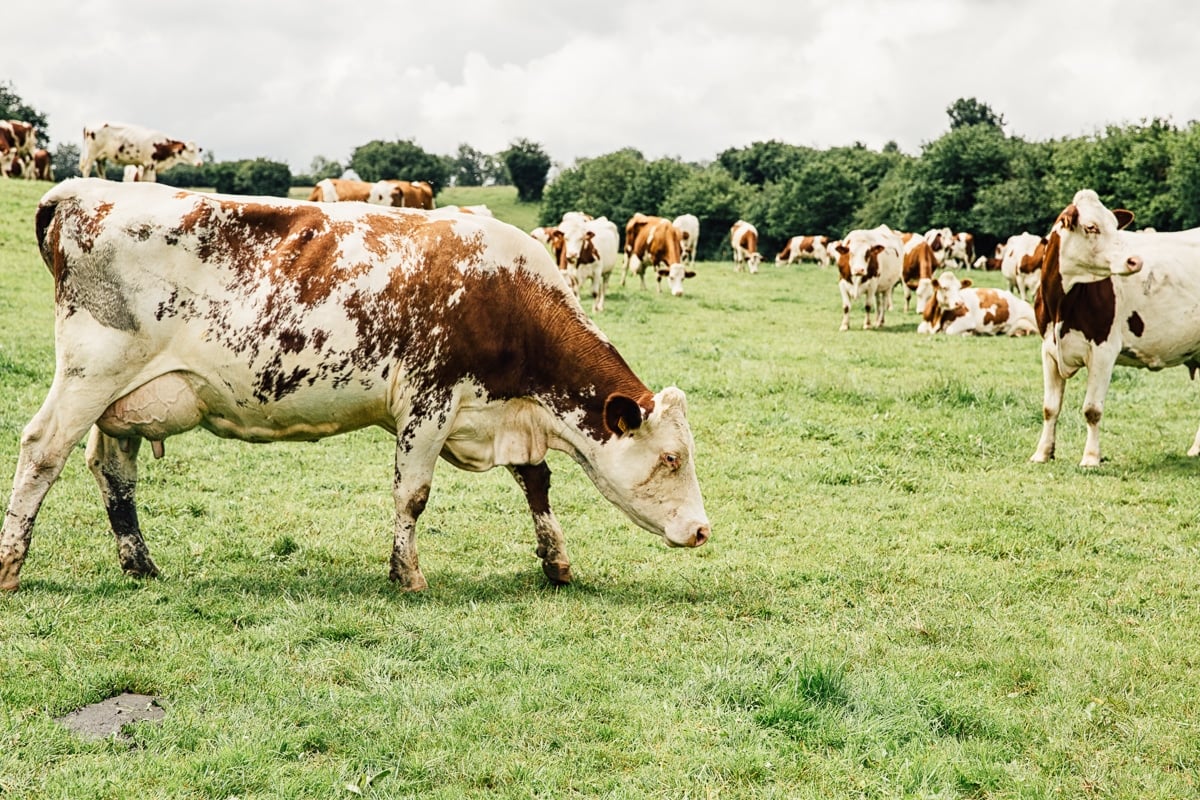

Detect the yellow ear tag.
[{"left": 617, "top": 417, "right": 628, "bottom": 434}]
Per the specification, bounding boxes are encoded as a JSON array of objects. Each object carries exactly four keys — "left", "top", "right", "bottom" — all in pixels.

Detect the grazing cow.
[
  {"left": 833, "top": 225, "right": 904, "bottom": 331},
  {"left": 309, "top": 178, "right": 372, "bottom": 202},
  {"left": 1000, "top": 232, "right": 1048, "bottom": 301},
  {"left": 0, "top": 178, "right": 711, "bottom": 593},
  {"left": 28, "top": 149, "right": 52, "bottom": 181},
  {"left": 626, "top": 215, "right": 694, "bottom": 295},
  {"left": 901, "top": 239, "right": 938, "bottom": 315},
  {"left": 367, "top": 179, "right": 437, "bottom": 209},
  {"left": 80, "top": 122, "right": 202, "bottom": 181},
  {"left": 921, "top": 271, "right": 1037, "bottom": 336},
  {"left": 972, "top": 242, "right": 1005, "bottom": 271},
  {"left": 558, "top": 213, "right": 620, "bottom": 312},
  {"left": 672, "top": 214, "right": 700, "bottom": 265},
  {"left": 776, "top": 235, "right": 832, "bottom": 267},
  {"left": 730, "top": 220, "right": 763, "bottom": 273},
  {"left": 946, "top": 232, "right": 976, "bottom": 270},
  {"left": 1031, "top": 188, "right": 1200, "bottom": 466},
  {"left": 0, "top": 120, "right": 36, "bottom": 156}
]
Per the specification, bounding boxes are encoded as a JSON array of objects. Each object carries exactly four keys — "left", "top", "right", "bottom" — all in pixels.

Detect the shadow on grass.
[{"left": 17, "top": 560, "right": 728, "bottom": 607}]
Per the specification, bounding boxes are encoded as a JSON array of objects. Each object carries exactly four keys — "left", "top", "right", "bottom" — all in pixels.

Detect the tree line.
[{"left": 5, "top": 82, "right": 1198, "bottom": 260}]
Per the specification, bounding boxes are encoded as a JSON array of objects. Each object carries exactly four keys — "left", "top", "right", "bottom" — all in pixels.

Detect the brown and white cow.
[
  {"left": 672, "top": 214, "right": 700, "bottom": 266},
  {"left": 834, "top": 225, "right": 904, "bottom": 331},
  {"left": 0, "top": 178, "right": 710, "bottom": 593},
  {"left": 367, "top": 179, "right": 437, "bottom": 209},
  {"left": 625, "top": 215, "right": 694, "bottom": 295},
  {"left": 308, "top": 178, "right": 373, "bottom": 202},
  {"left": 921, "top": 271, "right": 1037, "bottom": 336},
  {"left": 1000, "top": 232, "right": 1048, "bottom": 302},
  {"left": 901, "top": 238, "right": 938, "bottom": 315},
  {"left": 776, "top": 235, "right": 832, "bottom": 267},
  {"left": 558, "top": 213, "right": 621, "bottom": 312},
  {"left": 730, "top": 220, "right": 762, "bottom": 273},
  {"left": 80, "top": 122, "right": 202, "bottom": 181},
  {"left": 0, "top": 120, "right": 36, "bottom": 157},
  {"left": 28, "top": 149, "right": 52, "bottom": 181},
  {"left": 1031, "top": 188, "right": 1200, "bottom": 467}
]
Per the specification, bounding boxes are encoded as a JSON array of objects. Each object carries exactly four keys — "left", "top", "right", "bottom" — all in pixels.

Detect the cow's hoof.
[
  {"left": 120, "top": 554, "right": 160, "bottom": 579},
  {"left": 542, "top": 560, "right": 573, "bottom": 586},
  {"left": 389, "top": 569, "right": 428, "bottom": 592}
]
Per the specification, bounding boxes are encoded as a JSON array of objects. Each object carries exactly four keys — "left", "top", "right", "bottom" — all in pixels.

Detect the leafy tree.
[
  {"left": 717, "top": 140, "right": 812, "bottom": 186},
  {"left": 50, "top": 142, "right": 81, "bottom": 180},
  {"left": 350, "top": 139, "right": 448, "bottom": 188},
  {"left": 503, "top": 138, "right": 552, "bottom": 202},
  {"left": 853, "top": 157, "right": 917, "bottom": 230},
  {"left": 766, "top": 160, "right": 863, "bottom": 243},
  {"left": 904, "top": 123, "right": 1012, "bottom": 232},
  {"left": 540, "top": 148, "right": 644, "bottom": 223},
  {"left": 206, "top": 158, "right": 291, "bottom": 196},
  {"left": 946, "top": 97, "right": 1006, "bottom": 131},
  {"left": 1168, "top": 122, "right": 1200, "bottom": 230},
  {"left": 0, "top": 81, "right": 50, "bottom": 148},
  {"left": 299, "top": 155, "right": 343, "bottom": 184},
  {"left": 660, "top": 167, "right": 755, "bottom": 261},
  {"left": 450, "top": 143, "right": 504, "bottom": 187}
]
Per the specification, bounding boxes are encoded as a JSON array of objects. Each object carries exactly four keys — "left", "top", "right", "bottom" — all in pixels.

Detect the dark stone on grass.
[{"left": 55, "top": 692, "right": 164, "bottom": 741}]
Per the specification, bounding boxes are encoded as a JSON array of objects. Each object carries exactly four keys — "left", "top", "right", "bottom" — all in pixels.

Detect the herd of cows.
[{"left": 3, "top": 117, "right": 1200, "bottom": 591}]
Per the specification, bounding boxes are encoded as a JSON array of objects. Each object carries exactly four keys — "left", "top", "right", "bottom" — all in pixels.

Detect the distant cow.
[
  {"left": 901, "top": 239, "right": 938, "bottom": 315},
  {"left": 0, "top": 120, "right": 36, "bottom": 157},
  {"left": 0, "top": 178, "right": 711, "bottom": 593},
  {"left": 309, "top": 178, "right": 372, "bottom": 202},
  {"left": 833, "top": 225, "right": 903, "bottom": 331},
  {"left": 730, "top": 220, "right": 762, "bottom": 273},
  {"left": 776, "top": 235, "right": 832, "bottom": 267},
  {"left": 921, "top": 271, "right": 1037, "bottom": 336},
  {"left": 672, "top": 214, "right": 700, "bottom": 265},
  {"left": 625, "top": 214, "right": 694, "bottom": 296},
  {"left": 1000, "top": 232, "right": 1047, "bottom": 301},
  {"left": 367, "top": 179, "right": 436, "bottom": 209},
  {"left": 80, "top": 122, "right": 202, "bottom": 181},
  {"left": 1031, "top": 188, "right": 1200, "bottom": 466},
  {"left": 558, "top": 213, "right": 620, "bottom": 312}
]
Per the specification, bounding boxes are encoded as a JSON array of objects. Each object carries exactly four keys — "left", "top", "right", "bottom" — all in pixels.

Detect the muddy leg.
[
  {"left": 508, "top": 463, "right": 573, "bottom": 585},
  {"left": 85, "top": 428, "right": 158, "bottom": 577}
]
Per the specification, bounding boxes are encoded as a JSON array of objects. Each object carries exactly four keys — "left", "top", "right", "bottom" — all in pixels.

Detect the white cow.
[
  {"left": 730, "top": 220, "right": 762, "bottom": 273},
  {"left": 833, "top": 225, "right": 904, "bottom": 331},
  {"left": 80, "top": 122, "right": 202, "bottom": 181},
  {"left": 558, "top": 213, "right": 620, "bottom": 312},
  {"left": 0, "top": 178, "right": 711, "bottom": 593},
  {"left": 672, "top": 214, "right": 700, "bottom": 265},
  {"left": 999, "top": 232, "right": 1047, "bottom": 302}
]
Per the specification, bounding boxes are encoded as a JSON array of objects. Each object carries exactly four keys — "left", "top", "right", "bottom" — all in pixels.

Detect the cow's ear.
[
  {"left": 657, "top": 267, "right": 670, "bottom": 276},
  {"left": 585, "top": 231, "right": 595, "bottom": 240},
  {"left": 604, "top": 393, "right": 644, "bottom": 436},
  {"left": 961, "top": 278, "right": 973, "bottom": 287},
  {"left": 1114, "top": 209, "right": 1135, "bottom": 230},
  {"left": 685, "top": 270, "right": 696, "bottom": 278}
]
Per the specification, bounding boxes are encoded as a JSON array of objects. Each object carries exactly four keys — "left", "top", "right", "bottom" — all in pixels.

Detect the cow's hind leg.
[
  {"left": 1, "top": 395, "right": 105, "bottom": 591},
  {"left": 389, "top": 418, "right": 452, "bottom": 592},
  {"left": 508, "top": 463, "right": 572, "bottom": 585},
  {"left": 85, "top": 428, "right": 157, "bottom": 578},
  {"left": 1188, "top": 421, "right": 1200, "bottom": 458}
]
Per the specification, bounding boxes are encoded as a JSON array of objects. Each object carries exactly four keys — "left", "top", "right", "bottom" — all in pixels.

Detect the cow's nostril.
[
  {"left": 693, "top": 525, "right": 710, "bottom": 546},
  {"left": 1126, "top": 256, "right": 1143, "bottom": 273}
]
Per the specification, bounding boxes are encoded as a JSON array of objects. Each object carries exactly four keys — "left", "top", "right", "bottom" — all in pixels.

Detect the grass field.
[{"left": 2, "top": 179, "right": 1199, "bottom": 799}]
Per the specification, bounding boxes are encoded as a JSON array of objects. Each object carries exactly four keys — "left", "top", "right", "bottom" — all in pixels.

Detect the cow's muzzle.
[{"left": 665, "top": 521, "right": 710, "bottom": 548}]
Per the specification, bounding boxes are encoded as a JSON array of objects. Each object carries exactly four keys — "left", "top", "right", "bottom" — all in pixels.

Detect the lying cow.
[
  {"left": 776, "top": 235, "right": 832, "bottom": 267},
  {"left": 0, "top": 178, "right": 711, "bottom": 593},
  {"left": 921, "top": 271, "right": 1037, "bottom": 336},
  {"left": 1031, "top": 188, "right": 1200, "bottom": 467},
  {"left": 80, "top": 121, "right": 202, "bottom": 181}
]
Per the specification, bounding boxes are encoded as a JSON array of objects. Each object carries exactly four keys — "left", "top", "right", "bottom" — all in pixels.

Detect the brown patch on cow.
[
  {"left": 631, "top": 217, "right": 683, "bottom": 271},
  {"left": 1127, "top": 311, "right": 1145, "bottom": 337},
  {"left": 1019, "top": 239, "right": 1048, "bottom": 275},
  {"left": 1039, "top": 230, "right": 1117, "bottom": 345},
  {"left": 903, "top": 241, "right": 936, "bottom": 288},
  {"left": 151, "top": 139, "right": 184, "bottom": 164},
  {"left": 1055, "top": 204, "right": 1079, "bottom": 231},
  {"left": 976, "top": 289, "right": 1011, "bottom": 326}
]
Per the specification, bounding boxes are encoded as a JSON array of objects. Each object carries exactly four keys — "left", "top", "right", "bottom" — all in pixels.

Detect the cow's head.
[
  {"left": 1053, "top": 189, "right": 1140, "bottom": 283},
  {"left": 932, "top": 270, "right": 969, "bottom": 311},
  {"left": 586, "top": 387, "right": 710, "bottom": 549},
  {"left": 656, "top": 263, "right": 696, "bottom": 295}
]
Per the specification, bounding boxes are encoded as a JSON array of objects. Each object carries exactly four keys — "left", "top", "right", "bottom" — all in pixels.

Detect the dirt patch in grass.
[{"left": 55, "top": 693, "right": 164, "bottom": 741}]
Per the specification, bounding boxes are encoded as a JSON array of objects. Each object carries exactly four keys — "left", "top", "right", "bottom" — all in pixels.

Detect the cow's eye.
[
  {"left": 661, "top": 453, "right": 681, "bottom": 470},
  {"left": 1084, "top": 224, "right": 1100, "bottom": 234}
]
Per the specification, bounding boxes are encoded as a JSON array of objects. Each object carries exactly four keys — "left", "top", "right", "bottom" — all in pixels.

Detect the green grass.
[{"left": 3, "top": 180, "right": 1200, "bottom": 798}]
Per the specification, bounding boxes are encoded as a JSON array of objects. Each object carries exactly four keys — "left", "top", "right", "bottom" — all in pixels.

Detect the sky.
[{"left": 5, "top": 0, "right": 1200, "bottom": 173}]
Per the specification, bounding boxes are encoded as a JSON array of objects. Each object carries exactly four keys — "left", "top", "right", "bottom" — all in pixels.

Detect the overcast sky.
[{"left": 5, "top": 1, "right": 1199, "bottom": 172}]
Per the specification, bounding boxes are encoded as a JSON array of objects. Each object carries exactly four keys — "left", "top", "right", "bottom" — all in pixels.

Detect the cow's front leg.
[
  {"left": 508, "top": 463, "right": 572, "bottom": 585},
  {"left": 1188, "top": 421, "right": 1200, "bottom": 457},
  {"left": 838, "top": 283, "right": 853, "bottom": 331},
  {"left": 1079, "top": 346, "right": 1119, "bottom": 467},
  {"left": 1031, "top": 340, "right": 1066, "bottom": 463},
  {"left": 85, "top": 428, "right": 158, "bottom": 578},
  {"left": 390, "top": 423, "right": 447, "bottom": 592}
]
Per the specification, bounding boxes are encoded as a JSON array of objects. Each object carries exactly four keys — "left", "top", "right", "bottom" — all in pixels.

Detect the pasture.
[{"left": 2, "top": 179, "right": 1199, "bottom": 799}]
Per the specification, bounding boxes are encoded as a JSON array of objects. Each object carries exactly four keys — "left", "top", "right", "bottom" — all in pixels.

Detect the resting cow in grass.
[
  {"left": 920, "top": 271, "right": 1036, "bottom": 336},
  {"left": 0, "top": 179, "right": 711, "bottom": 592},
  {"left": 1031, "top": 189, "right": 1200, "bottom": 466}
]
